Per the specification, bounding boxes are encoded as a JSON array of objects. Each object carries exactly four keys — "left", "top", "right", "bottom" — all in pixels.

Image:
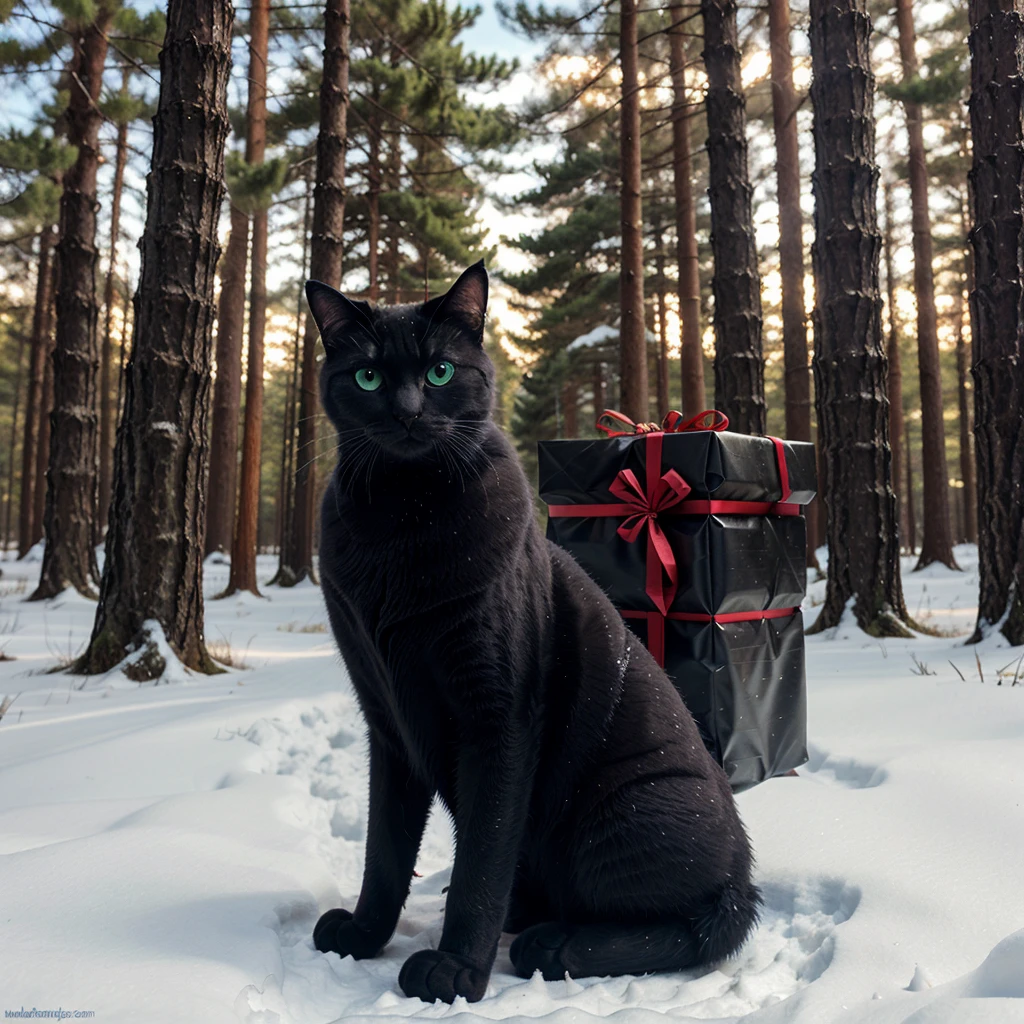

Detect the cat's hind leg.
[{"left": 508, "top": 878, "right": 760, "bottom": 980}]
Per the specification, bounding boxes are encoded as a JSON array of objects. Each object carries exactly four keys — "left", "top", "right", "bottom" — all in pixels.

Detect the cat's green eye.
[
  {"left": 426, "top": 361, "right": 455, "bottom": 387},
  {"left": 355, "top": 368, "right": 382, "bottom": 391}
]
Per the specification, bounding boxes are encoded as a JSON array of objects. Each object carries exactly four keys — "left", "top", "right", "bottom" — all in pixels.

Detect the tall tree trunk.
[
  {"left": 895, "top": 0, "right": 957, "bottom": 569},
  {"left": 953, "top": 269, "right": 976, "bottom": 545},
  {"left": 883, "top": 182, "right": 906, "bottom": 550},
  {"left": 32, "top": 261, "right": 57, "bottom": 549},
  {"left": 225, "top": 0, "right": 271, "bottom": 597},
  {"left": 702, "top": 0, "right": 765, "bottom": 433},
  {"left": 808, "top": 0, "right": 909, "bottom": 635},
  {"left": 653, "top": 222, "right": 670, "bottom": 420},
  {"left": 77, "top": 0, "right": 233, "bottom": 676},
  {"left": 18, "top": 224, "right": 55, "bottom": 558},
  {"left": 385, "top": 119, "right": 403, "bottom": 304},
  {"left": 288, "top": 0, "right": 351, "bottom": 586},
  {"left": 618, "top": 0, "right": 649, "bottom": 424},
  {"left": 96, "top": 95, "right": 130, "bottom": 545},
  {"left": 592, "top": 361, "right": 605, "bottom": 419},
  {"left": 905, "top": 417, "right": 916, "bottom": 554},
  {"left": 270, "top": 177, "right": 312, "bottom": 585},
  {"left": 367, "top": 110, "right": 381, "bottom": 302},
  {"left": 967, "top": 0, "right": 1024, "bottom": 643},
  {"left": 768, "top": 0, "right": 816, "bottom": 566},
  {"left": 668, "top": 4, "right": 705, "bottom": 415},
  {"left": 206, "top": 203, "right": 248, "bottom": 556},
  {"left": 956, "top": 190, "right": 978, "bottom": 546},
  {"left": 3, "top": 331, "right": 26, "bottom": 552},
  {"left": 32, "top": 8, "right": 113, "bottom": 600}
]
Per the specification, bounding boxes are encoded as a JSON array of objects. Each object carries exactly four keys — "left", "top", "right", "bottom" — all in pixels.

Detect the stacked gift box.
[{"left": 538, "top": 411, "right": 817, "bottom": 791}]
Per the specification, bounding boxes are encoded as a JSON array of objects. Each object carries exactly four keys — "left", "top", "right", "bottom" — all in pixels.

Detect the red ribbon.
[
  {"left": 596, "top": 408, "right": 730, "bottom": 438},
  {"left": 607, "top": 433, "right": 691, "bottom": 615},
  {"left": 621, "top": 608, "right": 800, "bottom": 667}
]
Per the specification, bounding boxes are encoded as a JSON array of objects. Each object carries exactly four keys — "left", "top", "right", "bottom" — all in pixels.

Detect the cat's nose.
[{"left": 398, "top": 412, "right": 420, "bottom": 430}]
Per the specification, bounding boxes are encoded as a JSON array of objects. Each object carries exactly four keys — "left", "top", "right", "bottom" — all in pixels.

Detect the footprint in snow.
[{"left": 799, "top": 743, "right": 888, "bottom": 788}]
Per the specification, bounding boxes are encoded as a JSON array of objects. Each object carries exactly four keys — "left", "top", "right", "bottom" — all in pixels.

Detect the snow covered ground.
[{"left": 0, "top": 545, "right": 1022, "bottom": 1023}]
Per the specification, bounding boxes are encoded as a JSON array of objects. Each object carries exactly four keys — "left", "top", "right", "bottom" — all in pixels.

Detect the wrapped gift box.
[{"left": 538, "top": 412, "right": 816, "bottom": 790}]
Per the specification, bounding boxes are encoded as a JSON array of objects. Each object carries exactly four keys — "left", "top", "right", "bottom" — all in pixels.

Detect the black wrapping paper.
[
  {"left": 625, "top": 611, "right": 807, "bottom": 791},
  {"left": 547, "top": 512, "right": 807, "bottom": 615},
  {"left": 538, "top": 431, "right": 817, "bottom": 507},
  {"left": 538, "top": 428, "right": 815, "bottom": 788}
]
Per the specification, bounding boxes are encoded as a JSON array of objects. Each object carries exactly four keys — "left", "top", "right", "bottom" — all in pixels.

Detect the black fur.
[{"left": 307, "top": 262, "right": 761, "bottom": 1004}]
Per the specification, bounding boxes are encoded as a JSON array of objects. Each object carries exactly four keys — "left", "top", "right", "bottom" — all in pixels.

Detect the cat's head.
[{"left": 306, "top": 262, "right": 494, "bottom": 468}]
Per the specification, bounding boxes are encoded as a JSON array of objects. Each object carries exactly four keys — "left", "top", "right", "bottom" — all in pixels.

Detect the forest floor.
[{"left": 0, "top": 545, "right": 1022, "bottom": 1024}]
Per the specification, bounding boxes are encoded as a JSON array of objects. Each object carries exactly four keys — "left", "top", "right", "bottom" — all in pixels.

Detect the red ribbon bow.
[
  {"left": 546, "top": 407, "right": 800, "bottom": 662},
  {"left": 596, "top": 408, "right": 730, "bottom": 437},
  {"left": 609, "top": 460, "right": 691, "bottom": 616}
]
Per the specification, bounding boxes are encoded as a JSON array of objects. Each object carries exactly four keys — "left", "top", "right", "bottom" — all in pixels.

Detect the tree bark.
[
  {"left": 668, "top": 4, "right": 705, "bottom": 416},
  {"left": 592, "top": 361, "right": 605, "bottom": 419},
  {"left": 76, "top": 0, "right": 233, "bottom": 677},
  {"left": 32, "top": 260, "right": 57, "bottom": 550},
  {"left": 956, "top": 191, "right": 978, "bottom": 546},
  {"left": 97, "top": 97, "right": 130, "bottom": 545},
  {"left": 808, "top": 0, "right": 910, "bottom": 635},
  {"left": 768, "top": 0, "right": 817, "bottom": 566},
  {"left": 653, "top": 222, "right": 670, "bottom": 420},
  {"left": 225, "top": 0, "right": 271, "bottom": 597},
  {"left": 385, "top": 121, "right": 402, "bottom": 304},
  {"left": 883, "top": 181, "right": 906, "bottom": 550},
  {"left": 967, "top": 0, "right": 1024, "bottom": 643},
  {"left": 618, "top": 0, "right": 649, "bottom": 424},
  {"left": 702, "top": 0, "right": 765, "bottom": 434},
  {"left": 895, "top": 0, "right": 957, "bottom": 569},
  {"left": 269, "top": 177, "right": 312, "bottom": 586},
  {"left": 288, "top": 0, "right": 351, "bottom": 586},
  {"left": 206, "top": 203, "right": 248, "bottom": 556},
  {"left": 905, "top": 417, "right": 916, "bottom": 554},
  {"left": 367, "top": 109, "right": 381, "bottom": 302},
  {"left": 32, "top": 8, "right": 113, "bottom": 600},
  {"left": 18, "top": 224, "right": 55, "bottom": 558},
  {"left": 3, "top": 330, "right": 26, "bottom": 552},
  {"left": 953, "top": 267, "right": 976, "bottom": 545}
]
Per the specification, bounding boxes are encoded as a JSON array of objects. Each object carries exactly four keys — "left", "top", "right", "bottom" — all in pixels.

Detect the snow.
[
  {"left": 565, "top": 323, "right": 656, "bottom": 352},
  {"left": 0, "top": 545, "right": 1022, "bottom": 1023},
  {"left": 566, "top": 324, "right": 619, "bottom": 352}
]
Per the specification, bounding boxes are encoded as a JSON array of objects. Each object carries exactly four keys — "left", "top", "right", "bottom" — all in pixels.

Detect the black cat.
[{"left": 306, "top": 262, "right": 762, "bottom": 1005}]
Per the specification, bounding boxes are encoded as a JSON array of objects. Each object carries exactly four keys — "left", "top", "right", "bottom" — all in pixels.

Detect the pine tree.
[
  {"left": 618, "top": 0, "right": 648, "bottom": 422},
  {"left": 224, "top": 0, "right": 275, "bottom": 598},
  {"left": 95, "top": 8, "right": 163, "bottom": 545},
  {"left": 668, "top": 3, "right": 706, "bottom": 416},
  {"left": 77, "top": 0, "right": 233, "bottom": 677},
  {"left": 966, "top": 0, "right": 1024, "bottom": 644},
  {"left": 206, "top": 200, "right": 248, "bottom": 558},
  {"left": 701, "top": 0, "right": 765, "bottom": 433},
  {"left": 893, "top": 0, "right": 957, "bottom": 570},
  {"left": 883, "top": 181, "right": 907, "bottom": 549},
  {"left": 286, "top": 0, "right": 351, "bottom": 587},
  {"left": 0, "top": 126, "right": 71, "bottom": 558},
  {"left": 33, "top": 0, "right": 118, "bottom": 600},
  {"left": 808, "top": 0, "right": 909, "bottom": 635}
]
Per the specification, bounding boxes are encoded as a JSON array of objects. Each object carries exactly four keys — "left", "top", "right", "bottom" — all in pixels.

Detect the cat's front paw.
[
  {"left": 399, "top": 948, "right": 489, "bottom": 1004},
  {"left": 313, "top": 907, "right": 384, "bottom": 960}
]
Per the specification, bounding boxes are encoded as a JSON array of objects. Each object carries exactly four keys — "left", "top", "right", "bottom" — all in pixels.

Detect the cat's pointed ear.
[
  {"left": 305, "top": 280, "right": 373, "bottom": 350},
  {"left": 421, "top": 261, "right": 488, "bottom": 339}
]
